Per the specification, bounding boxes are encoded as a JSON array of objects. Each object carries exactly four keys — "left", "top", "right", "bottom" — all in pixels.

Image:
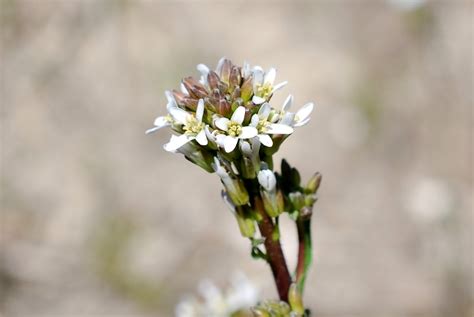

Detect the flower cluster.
[
  {"left": 147, "top": 58, "right": 314, "bottom": 177},
  {"left": 147, "top": 58, "right": 321, "bottom": 309}
]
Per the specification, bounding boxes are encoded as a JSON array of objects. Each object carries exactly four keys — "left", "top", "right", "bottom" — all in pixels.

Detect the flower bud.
[
  {"left": 217, "top": 99, "right": 231, "bottom": 116},
  {"left": 219, "top": 59, "right": 232, "bottom": 84},
  {"left": 306, "top": 172, "right": 322, "bottom": 194},
  {"left": 177, "top": 142, "right": 214, "bottom": 173},
  {"left": 182, "top": 77, "right": 208, "bottom": 98},
  {"left": 240, "top": 140, "right": 261, "bottom": 179},
  {"left": 258, "top": 170, "right": 283, "bottom": 217},
  {"left": 240, "top": 76, "right": 253, "bottom": 102},
  {"left": 229, "top": 65, "right": 241, "bottom": 92},
  {"left": 289, "top": 192, "right": 305, "bottom": 211},
  {"left": 288, "top": 283, "right": 305, "bottom": 315},
  {"left": 207, "top": 71, "right": 221, "bottom": 90},
  {"left": 235, "top": 206, "right": 255, "bottom": 238},
  {"left": 213, "top": 157, "right": 249, "bottom": 206},
  {"left": 258, "top": 170, "right": 277, "bottom": 192}
]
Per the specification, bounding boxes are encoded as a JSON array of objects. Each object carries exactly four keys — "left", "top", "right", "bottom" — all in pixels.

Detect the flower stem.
[
  {"left": 254, "top": 195, "right": 292, "bottom": 302},
  {"left": 295, "top": 217, "right": 312, "bottom": 292}
]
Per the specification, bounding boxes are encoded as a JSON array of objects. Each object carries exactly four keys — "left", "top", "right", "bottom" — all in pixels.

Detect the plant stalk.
[
  {"left": 295, "top": 217, "right": 312, "bottom": 292},
  {"left": 254, "top": 196, "right": 292, "bottom": 302}
]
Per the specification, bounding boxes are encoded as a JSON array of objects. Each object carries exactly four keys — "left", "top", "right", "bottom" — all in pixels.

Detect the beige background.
[{"left": 1, "top": 0, "right": 472, "bottom": 316}]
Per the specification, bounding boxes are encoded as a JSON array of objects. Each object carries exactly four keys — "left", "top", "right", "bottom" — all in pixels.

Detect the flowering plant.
[{"left": 147, "top": 58, "right": 321, "bottom": 316}]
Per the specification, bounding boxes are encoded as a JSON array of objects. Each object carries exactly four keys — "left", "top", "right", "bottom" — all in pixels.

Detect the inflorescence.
[{"left": 147, "top": 58, "right": 321, "bottom": 315}]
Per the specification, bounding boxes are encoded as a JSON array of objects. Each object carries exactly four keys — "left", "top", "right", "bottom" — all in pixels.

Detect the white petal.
[
  {"left": 145, "top": 126, "right": 161, "bottom": 134},
  {"left": 264, "top": 67, "right": 276, "bottom": 85},
  {"left": 204, "top": 125, "right": 216, "bottom": 142},
  {"left": 242, "top": 61, "right": 251, "bottom": 78},
  {"left": 215, "top": 134, "right": 226, "bottom": 147},
  {"left": 250, "top": 114, "right": 259, "bottom": 127},
  {"left": 258, "top": 134, "right": 273, "bottom": 147},
  {"left": 224, "top": 136, "right": 239, "bottom": 153},
  {"left": 266, "top": 123, "right": 294, "bottom": 135},
  {"left": 166, "top": 101, "right": 178, "bottom": 112},
  {"left": 215, "top": 57, "right": 226, "bottom": 73},
  {"left": 282, "top": 94, "right": 293, "bottom": 112},
  {"left": 295, "top": 102, "right": 314, "bottom": 123},
  {"left": 180, "top": 82, "right": 189, "bottom": 95},
  {"left": 258, "top": 103, "right": 271, "bottom": 120},
  {"left": 196, "top": 63, "right": 210, "bottom": 76},
  {"left": 252, "top": 96, "right": 266, "bottom": 105},
  {"left": 294, "top": 117, "right": 311, "bottom": 127},
  {"left": 271, "top": 81, "right": 288, "bottom": 93},
  {"left": 195, "top": 129, "right": 208, "bottom": 146},
  {"left": 169, "top": 107, "right": 190, "bottom": 125},
  {"left": 154, "top": 116, "right": 169, "bottom": 127},
  {"left": 239, "top": 126, "right": 258, "bottom": 139},
  {"left": 252, "top": 67, "right": 264, "bottom": 91},
  {"left": 146, "top": 116, "right": 170, "bottom": 134},
  {"left": 215, "top": 117, "right": 230, "bottom": 131},
  {"left": 231, "top": 106, "right": 246, "bottom": 124},
  {"left": 165, "top": 90, "right": 177, "bottom": 108},
  {"left": 280, "top": 112, "right": 295, "bottom": 126},
  {"left": 196, "top": 99, "right": 205, "bottom": 122},
  {"left": 163, "top": 134, "right": 193, "bottom": 152}
]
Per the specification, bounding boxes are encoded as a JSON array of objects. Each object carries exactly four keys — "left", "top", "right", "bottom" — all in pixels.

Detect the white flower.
[
  {"left": 252, "top": 66, "right": 288, "bottom": 104},
  {"left": 145, "top": 91, "right": 177, "bottom": 134},
  {"left": 214, "top": 106, "right": 258, "bottom": 153},
  {"left": 175, "top": 272, "right": 259, "bottom": 317},
  {"left": 250, "top": 103, "right": 294, "bottom": 147},
  {"left": 163, "top": 99, "right": 208, "bottom": 152},
  {"left": 279, "top": 94, "right": 314, "bottom": 127},
  {"left": 258, "top": 169, "right": 277, "bottom": 192}
]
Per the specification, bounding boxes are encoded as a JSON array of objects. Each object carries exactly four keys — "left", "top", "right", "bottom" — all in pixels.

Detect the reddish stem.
[{"left": 254, "top": 196, "right": 292, "bottom": 302}]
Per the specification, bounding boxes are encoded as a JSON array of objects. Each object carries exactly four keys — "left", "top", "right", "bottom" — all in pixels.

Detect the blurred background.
[{"left": 1, "top": 0, "right": 472, "bottom": 316}]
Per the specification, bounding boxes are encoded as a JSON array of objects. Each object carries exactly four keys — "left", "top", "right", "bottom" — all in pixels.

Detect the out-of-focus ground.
[{"left": 1, "top": 0, "right": 472, "bottom": 316}]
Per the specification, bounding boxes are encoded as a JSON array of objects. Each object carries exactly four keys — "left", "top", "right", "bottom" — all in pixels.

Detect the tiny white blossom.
[
  {"left": 250, "top": 103, "right": 294, "bottom": 147},
  {"left": 252, "top": 66, "right": 288, "bottom": 104},
  {"left": 279, "top": 94, "right": 314, "bottom": 127},
  {"left": 163, "top": 99, "right": 208, "bottom": 152},
  {"left": 214, "top": 106, "right": 258, "bottom": 153}
]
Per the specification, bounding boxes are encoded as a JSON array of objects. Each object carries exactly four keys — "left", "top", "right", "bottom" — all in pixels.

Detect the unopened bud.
[
  {"left": 177, "top": 142, "right": 214, "bottom": 173},
  {"left": 229, "top": 65, "right": 241, "bottom": 91},
  {"left": 235, "top": 207, "right": 255, "bottom": 238},
  {"left": 182, "top": 77, "right": 208, "bottom": 98},
  {"left": 258, "top": 170, "right": 276, "bottom": 192},
  {"left": 207, "top": 71, "right": 221, "bottom": 90},
  {"left": 306, "top": 172, "right": 322, "bottom": 194},
  {"left": 289, "top": 192, "right": 305, "bottom": 211},
  {"left": 240, "top": 76, "right": 253, "bottom": 102},
  {"left": 217, "top": 99, "right": 231, "bottom": 116},
  {"left": 219, "top": 59, "right": 232, "bottom": 84},
  {"left": 213, "top": 157, "right": 249, "bottom": 206}
]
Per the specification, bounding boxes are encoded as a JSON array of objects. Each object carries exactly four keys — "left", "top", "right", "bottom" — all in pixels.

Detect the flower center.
[
  {"left": 183, "top": 116, "right": 204, "bottom": 135},
  {"left": 255, "top": 83, "right": 272, "bottom": 98},
  {"left": 257, "top": 119, "right": 269, "bottom": 133},
  {"left": 227, "top": 121, "right": 242, "bottom": 137}
]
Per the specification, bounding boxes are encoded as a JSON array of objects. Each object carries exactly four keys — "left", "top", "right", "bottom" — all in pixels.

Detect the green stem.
[{"left": 295, "top": 217, "right": 312, "bottom": 292}]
